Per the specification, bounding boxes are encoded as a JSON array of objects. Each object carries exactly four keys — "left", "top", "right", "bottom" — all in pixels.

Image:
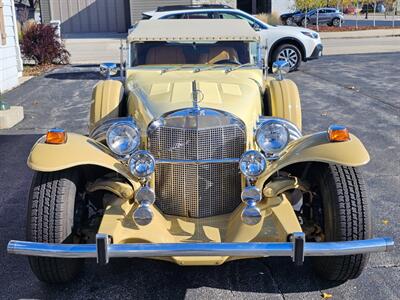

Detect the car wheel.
[
  {"left": 308, "top": 164, "right": 372, "bottom": 281},
  {"left": 301, "top": 18, "right": 309, "bottom": 27},
  {"left": 272, "top": 44, "right": 302, "bottom": 72},
  {"left": 26, "top": 169, "right": 85, "bottom": 283},
  {"left": 286, "top": 17, "right": 294, "bottom": 26},
  {"left": 332, "top": 18, "right": 341, "bottom": 27}
]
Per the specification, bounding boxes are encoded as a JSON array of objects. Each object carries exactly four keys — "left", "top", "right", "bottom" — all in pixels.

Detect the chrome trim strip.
[
  {"left": 256, "top": 116, "right": 302, "bottom": 142},
  {"left": 148, "top": 108, "right": 247, "bottom": 137},
  {"left": 89, "top": 117, "right": 136, "bottom": 142},
  {"left": 156, "top": 158, "right": 240, "bottom": 164},
  {"left": 7, "top": 237, "right": 394, "bottom": 260}
]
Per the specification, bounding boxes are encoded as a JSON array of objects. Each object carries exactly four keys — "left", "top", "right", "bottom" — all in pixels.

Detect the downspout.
[{"left": 11, "top": 0, "right": 23, "bottom": 77}]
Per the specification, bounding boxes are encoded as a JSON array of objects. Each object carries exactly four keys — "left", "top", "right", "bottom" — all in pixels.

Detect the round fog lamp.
[
  {"left": 239, "top": 150, "right": 267, "bottom": 178},
  {"left": 129, "top": 150, "right": 156, "bottom": 178}
]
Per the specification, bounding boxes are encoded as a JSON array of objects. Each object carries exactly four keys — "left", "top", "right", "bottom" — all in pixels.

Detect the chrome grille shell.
[{"left": 148, "top": 108, "right": 246, "bottom": 218}]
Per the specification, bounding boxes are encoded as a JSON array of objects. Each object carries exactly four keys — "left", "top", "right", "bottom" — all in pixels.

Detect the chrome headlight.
[
  {"left": 129, "top": 150, "right": 156, "bottom": 178},
  {"left": 106, "top": 121, "right": 140, "bottom": 156},
  {"left": 239, "top": 150, "right": 267, "bottom": 178},
  {"left": 256, "top": 120, "right": 290, "bottom": 156}
]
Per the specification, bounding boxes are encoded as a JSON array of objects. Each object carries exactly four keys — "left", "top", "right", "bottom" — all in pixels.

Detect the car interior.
[{"left": 130, "top": 41, "right": 253, "bottom": 66}]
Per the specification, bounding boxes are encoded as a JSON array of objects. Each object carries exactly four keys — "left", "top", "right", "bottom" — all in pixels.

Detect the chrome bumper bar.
[{"left": 7, "top": 234, "right": 394, "bottom": 265}]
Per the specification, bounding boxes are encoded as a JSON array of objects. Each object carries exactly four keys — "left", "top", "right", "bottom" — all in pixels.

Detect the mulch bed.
[
  {"left": 306, "top": 25, "right": 400, "bottom": 32},
  {"left": 23, "top": 64, "right": 59, "bottom": 77}
]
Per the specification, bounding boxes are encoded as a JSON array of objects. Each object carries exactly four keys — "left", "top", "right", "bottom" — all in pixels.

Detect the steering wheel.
[{"left": 213, "top": 59, "right": 241, "bottom": 65}]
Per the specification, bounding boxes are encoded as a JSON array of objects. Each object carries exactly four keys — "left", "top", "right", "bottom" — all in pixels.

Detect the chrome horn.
[
  {"left": 133, "top": 185, "right": 155, "bottom": 226},
  {"left": 241, "top": 186, "right": 262, "bottom": 225},
  {"left": 99, "top": 62, "right": 118, "bottom": 79},
  {"left": 272, "top": 60, "right": 290, "bottom": 81}
]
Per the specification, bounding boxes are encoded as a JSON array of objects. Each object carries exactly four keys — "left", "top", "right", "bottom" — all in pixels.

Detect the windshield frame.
[{"left": 127, "top": 40, "right": 262, "bottom": 69}]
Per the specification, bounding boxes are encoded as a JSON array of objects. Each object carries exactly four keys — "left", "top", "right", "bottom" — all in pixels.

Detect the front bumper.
[
  {"left": 307, "top": 44, "right": 323, "bottom": 60},
  {"left": 7, "top": 233, "right": 394, "bottom": 266}
]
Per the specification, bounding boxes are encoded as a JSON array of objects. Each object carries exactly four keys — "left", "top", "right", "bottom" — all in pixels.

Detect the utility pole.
[{"left": 373, "top": 1, "right": 376, "bottom": 26}]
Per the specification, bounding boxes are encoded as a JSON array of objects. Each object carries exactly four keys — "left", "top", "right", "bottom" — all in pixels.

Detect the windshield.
[{"left": 129, "top": 41, "right": 259, "bottom": 67}]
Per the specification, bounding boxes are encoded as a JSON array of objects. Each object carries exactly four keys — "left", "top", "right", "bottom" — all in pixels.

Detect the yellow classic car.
[{"left": 8, "top": 19, "right": 393, "bottom": 283}]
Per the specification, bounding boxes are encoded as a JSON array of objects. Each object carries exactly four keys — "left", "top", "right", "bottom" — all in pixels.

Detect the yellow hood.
[{"left": 126, "top": 68, "right": 264, "bottom": 138}]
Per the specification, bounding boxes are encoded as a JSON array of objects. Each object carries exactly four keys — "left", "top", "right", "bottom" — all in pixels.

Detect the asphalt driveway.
[{"left": 0, "top": 52, "right": 399, "bottom": 299}]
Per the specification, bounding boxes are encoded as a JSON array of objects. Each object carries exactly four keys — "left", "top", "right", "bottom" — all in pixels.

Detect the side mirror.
[
  {"left": 252, "top": 23, "right": 261, "bottom": 31},
  {"left": 272, "top": 60, "right": 290, "bottom": 80},
  {"left": 99, "top": 62, "right": 118, "bottom": 79}
]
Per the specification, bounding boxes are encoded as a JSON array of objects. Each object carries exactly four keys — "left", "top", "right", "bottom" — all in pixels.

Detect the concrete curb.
[{"left": 320, "top": 28, "right": 400, "bottom": 39}]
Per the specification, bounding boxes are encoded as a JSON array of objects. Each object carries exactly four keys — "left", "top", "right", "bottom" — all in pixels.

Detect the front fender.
[
  {"left": 255, "top": 132, "right": 370, "bottom": 189},
  {"left": 27, "top": 133, "right": 136, "bottom": 186}
]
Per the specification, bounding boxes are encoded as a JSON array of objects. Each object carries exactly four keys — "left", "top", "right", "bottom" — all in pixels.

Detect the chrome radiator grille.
[{"left": 148, "top": 110, "right": 246, "bottom": 218}]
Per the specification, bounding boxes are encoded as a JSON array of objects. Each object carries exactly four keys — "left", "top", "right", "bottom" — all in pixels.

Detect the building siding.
[
  {"left": 40, "top": 0, "right": 51, "bottom": 23},
  {"left": 192, "top": 0, "right": 236, "bottom": 7},
  {"left": 271, "top": 0, "right": 294, "bottom": 15},
  {"left": 0, "top": 0, "right": 22, "bottom": 93},
  {"left": 130, "top": 0, "right": 191, "bottom": 24},
  {"left": 39, "top": 0, "right": 293, "bottom": 34}
]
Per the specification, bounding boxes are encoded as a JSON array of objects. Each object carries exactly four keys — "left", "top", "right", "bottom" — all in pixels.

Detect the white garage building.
[
  {"left": 0, "top": 0, "right": 23, "bottom": 93},
  {"left": 39, "top": 0, "right": 294, "bottom": 34}
]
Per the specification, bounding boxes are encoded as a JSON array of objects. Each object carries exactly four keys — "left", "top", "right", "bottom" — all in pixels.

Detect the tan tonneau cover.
[{"left": 128, "top": 19, "right": 260, "bottom": 42}]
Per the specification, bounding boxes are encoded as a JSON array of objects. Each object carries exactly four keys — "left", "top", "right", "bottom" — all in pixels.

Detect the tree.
[{"left": 295, "top": 0, "right": 317, "bottom": 27}]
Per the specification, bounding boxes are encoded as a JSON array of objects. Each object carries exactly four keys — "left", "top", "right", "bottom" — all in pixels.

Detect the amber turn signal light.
[
  {"left": 328, "top": 125, "right": 350, "bottom": 142},
  {"left": 45, "top": 128, "right": 67, "bottom": 144}
]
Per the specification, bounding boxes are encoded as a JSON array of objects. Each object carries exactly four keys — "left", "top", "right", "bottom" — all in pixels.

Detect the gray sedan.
[{"left": 294, "top": 8, "right": 344, "bottom": 27}]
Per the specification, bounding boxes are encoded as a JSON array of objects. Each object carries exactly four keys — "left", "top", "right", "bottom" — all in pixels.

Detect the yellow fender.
[
  {"left": 255, "top": 132, "right": 370, "bottom": 189},
  {"left": 265, "top": 78, "right": 302, "bottom": 130},
  {"left": 89, "top": 80, "right": 124, "bottom": 132},
  {"left": 27, "top": 133, "right": 138, "bottom": 189}
]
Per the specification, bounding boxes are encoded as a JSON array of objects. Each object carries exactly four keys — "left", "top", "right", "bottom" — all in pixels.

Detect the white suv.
[{"left": 142, "top": 5, "right": 323, "bottom": 72}]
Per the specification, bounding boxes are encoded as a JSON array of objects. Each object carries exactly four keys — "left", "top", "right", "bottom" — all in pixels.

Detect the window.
[
  {"left": 162, "top": 13, "right": 185, "bottom": 19},
  {"left": 0, "top": 0, "right": 6, "bottom": 45},
  {"left": 130, "top": 41, "right": 256, "bottom": 66},
  {"left": 216, "top": 12, "right": 266, "bottom": 29},
  {"left": 162, "top": 12, "right": 214, "bottom": 19},
  {"left": 184, "top": 12, "right": 214, "bottom": 19}
]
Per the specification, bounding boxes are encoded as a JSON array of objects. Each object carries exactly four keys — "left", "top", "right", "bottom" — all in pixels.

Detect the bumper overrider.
[{"left": 7, "top": 234, "right": 394, "bottom": 265}]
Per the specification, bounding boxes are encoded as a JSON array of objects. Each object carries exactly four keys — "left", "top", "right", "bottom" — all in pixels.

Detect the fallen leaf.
[
  {"left": 321, "top": 292, "right": 333, "bottom": 299},
  {"left": 321, "top": 111, "right": 328, "bottom": 116},
  {"left": 382, "top": 220, "right": 389, "bottom": 225}
]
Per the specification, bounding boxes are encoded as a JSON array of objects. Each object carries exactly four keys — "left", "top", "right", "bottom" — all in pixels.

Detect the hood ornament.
[{"left": 191, "top": 80, "right": 203, "bottom": 113}]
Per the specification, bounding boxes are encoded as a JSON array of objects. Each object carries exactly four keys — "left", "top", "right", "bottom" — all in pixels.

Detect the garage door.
[{"left": 49, "top": 0, "right": 130, "bottom": 33}]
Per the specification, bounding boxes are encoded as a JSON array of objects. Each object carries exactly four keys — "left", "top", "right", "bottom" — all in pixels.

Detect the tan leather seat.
[
  {"left": 145, "top": 46, "right": 186, "bottom": 64},
  {"left": 198, "top": 47, "right": 239, "bottom": 64}
]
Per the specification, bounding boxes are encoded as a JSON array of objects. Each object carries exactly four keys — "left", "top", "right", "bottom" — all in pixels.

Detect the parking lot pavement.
[
  {"left": 0, "top": 52, "right": 399, "bottom": 299},
  {"left": 322, "top": 36, "right": 400, "bottom": 55},
  {"left": 63, "top": 35, "right": 400, "bottom": 64}
]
